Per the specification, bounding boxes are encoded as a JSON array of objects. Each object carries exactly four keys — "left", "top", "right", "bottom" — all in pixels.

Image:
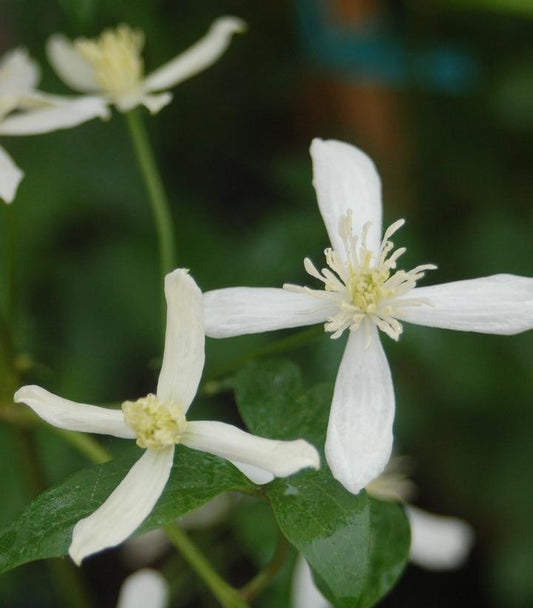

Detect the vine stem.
[
  {"left": 163, "top": 522, "right": 249, "bottom": 608},
  {"left": 205, "top": 325, "right": 324, "bottom": 383},
  {"left": 125, "top": 109, "right": 176, "bottom": 280},
  {"left": 240, "top": 532, "right": 290, "bottom": 602}
]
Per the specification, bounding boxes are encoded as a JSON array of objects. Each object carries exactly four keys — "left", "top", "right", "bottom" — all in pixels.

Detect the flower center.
[
  {"left": 76, "top": 25, "right": 144, "bottom": 99},
  {"left": 285, "top": 212, "right": 436, "bottom": 341},
  {"left": 122, "top": 394, "right": 187, "bottom": 450}
]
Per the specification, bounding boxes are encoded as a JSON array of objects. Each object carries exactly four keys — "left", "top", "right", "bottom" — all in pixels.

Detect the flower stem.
[
  {"left": 125, "top": 109, "right": 176, "bottom": 279},
  {"left": 52, "top": 428, "right": 112, "bottom": 464},
  {"left": 163, "top": 522, "right": 249, "bottom": 608},
  {"left": 240, "top": 532, "right": 290, "bottom": 602},
  {"left": 206, "top": 325, "right": 324, "bottom": 382}
]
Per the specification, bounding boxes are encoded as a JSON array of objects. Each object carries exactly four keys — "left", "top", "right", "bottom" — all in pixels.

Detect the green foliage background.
[{"left": 0, "top": 0, "right": 532, "bottom": 606}]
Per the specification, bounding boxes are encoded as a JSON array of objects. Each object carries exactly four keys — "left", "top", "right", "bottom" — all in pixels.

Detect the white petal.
[
  {"left": 0, "top": 96, "right": 108, "bottom": 135},
  {"left": 406, "top": 505, "right": 475, "bottom": 571},
  {"left": 139, "top": 92, "right": 173, "bottom": 115},
  {"left": 143, "top": 17, "right": 246, "bottom": 92},
  {"left": 310, "top": 138, "right": 383, "bottom": 257},
  {"left": 69, "top": 446, "right": 174, "bottom": 564},
  {"left": 396, "top": 274, "right": 533, "bottom": 335},
  {"left": 0, "top": 145, "right": 23, "bottom": 203},
  {"left": 229, "top": 461, "right": 274, "bottom": 485},
  {"left": 325, "top": 325, "right": 395, "bottom": 494},
  {"left": 14, "top": 385, "right": 135, "bottom": 439},
  {"left": 182, "top": 421, "right": 320, "bottom": 481},
  {"left": 117, "top": 569, "right": 169, "bottom": 608},
  {"left": 46, "top": 34, "right": 99, "bottom": 92},
  {"left": 0, "top": 48, "right": 40, "bottom": 98},
  {"left": 156, "top": 269, "right": 205, "bottom": 412},
  {"left": 203, "top": 287, "right": 336, "bottom": 338},
  {"left": 292, "top": 555, "right": 331, "bottom": 608}
]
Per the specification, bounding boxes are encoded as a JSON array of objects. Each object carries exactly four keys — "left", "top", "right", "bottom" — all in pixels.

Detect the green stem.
[
  {"left": 240, "top": 533, "right": 290, "bottom": 602},
  {"left": 125, "top": 109, "right": 176, "bottom": 278},
  {"left": 206, "top": 325, "right": 323, "bottom": 382},
  {"left": 163, "top": 523, "right": 249, "bottom": 608},
  {"left": 0, "top": 402, "right": 112, "bottom": 465},
  {"left": 52, "top": 428, "right": 111, "bottom": 464}
]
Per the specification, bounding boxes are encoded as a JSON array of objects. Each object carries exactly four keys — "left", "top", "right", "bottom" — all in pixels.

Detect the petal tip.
[
  {"left": 13, "top": 384, "right": 37, "bottom": 404},
  {"left": 214, "top": 16, "right": 247, "bottom": 34},
  {"left": 68, "top": 542, "right": 84, "bottom": 567}
]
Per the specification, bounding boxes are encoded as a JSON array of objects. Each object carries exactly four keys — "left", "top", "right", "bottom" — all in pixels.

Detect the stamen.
[
  {"left": 76, "top": 24, "right": 144, "bottom": 99},
  {"left": 122, "top": 393, "right": 187, "bottom": 450},
  {"left": 290, "top": 214, "right": 436, "bottom": 341}
]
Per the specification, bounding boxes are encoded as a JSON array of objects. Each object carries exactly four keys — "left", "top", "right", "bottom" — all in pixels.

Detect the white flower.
[
  {"left": 0, "top": 48, "right": 109, "bottom": 203},
  {"left": 117, "top": 569, "right": 168, "bottom": 608},
  {"left": 203, "top": 138, "right": 533, "bottom": 495},
  {"left": 14, "top": 269, "right": 319, "bottom": 565},
  {"left": 365, "top": 459, "right": 475, "bottom": 570},
  {"left": 292, "top": 460, "right": 475, "bottom": 608},
  {"left": 46, "top": 17, "right": 246, "bottom": 114}
]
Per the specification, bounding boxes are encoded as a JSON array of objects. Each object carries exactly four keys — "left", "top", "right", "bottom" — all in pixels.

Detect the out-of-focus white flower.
[
  {"left": 292, "top": 460, "right": 475, "bottom": 608},
  {"left": 122, "top": 494, "right": 233, "bottom": 568},
  {"left": 0, "top": 48, "right": 108, "bottom": 203},
  {"left": 405, "top": 505, "right": 474, "bottom": 571},
  {"left": 47, "top": 17, "right": 246, "bottom": 114},
  {"left": 15, "top": 269, "right": 319, "bottom": 565},
  {"left": 366, "top": 459, "right": 475, "bottom": 571},
  {"left": 204, "top": 138, "right": 533, "bottom": 495},
  {"left": 117, "top": 569, "right": 168, "bottom": 608}
]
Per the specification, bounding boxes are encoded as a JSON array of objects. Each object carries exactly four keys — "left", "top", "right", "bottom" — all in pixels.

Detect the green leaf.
[
  {"left": 0, "top": 445, "right": 254, "bottom": 574},
  {"left": 235, "top": 359, "right": 330, "bottom": 447},
  {"left": 235, "top": 360, "right": 410, "bottom": 608},
  {"left": 269, "top": 471, "right": 409, "bottom": 608}
]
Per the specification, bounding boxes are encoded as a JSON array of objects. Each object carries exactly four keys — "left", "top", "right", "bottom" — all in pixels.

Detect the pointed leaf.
[
  {"left": 0, "top": 446, "right": 254, "bottom": 573},
  {"left": 234, "top": 359, "right": 410, "bottom": 607}
]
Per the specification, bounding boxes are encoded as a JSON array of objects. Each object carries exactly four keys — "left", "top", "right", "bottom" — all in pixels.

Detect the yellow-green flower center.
[
  {"left": 76, "top": 24, "right": 144, "bottom": 99},
  {"left": 285, "top": 212, "right": 436, "bottom": 341},
  {"left": 122, "top": 394, "right": 187, "bottom": 450}
]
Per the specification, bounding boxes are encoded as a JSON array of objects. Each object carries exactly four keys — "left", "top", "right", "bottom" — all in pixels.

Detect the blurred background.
[{"left": 0, "top": 1, "right": 532, "bottom": 606}]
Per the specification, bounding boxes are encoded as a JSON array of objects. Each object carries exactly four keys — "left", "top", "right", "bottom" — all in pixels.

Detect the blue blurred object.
[{"left": 294, "top": 0, "right": 479, "bottom": 93}]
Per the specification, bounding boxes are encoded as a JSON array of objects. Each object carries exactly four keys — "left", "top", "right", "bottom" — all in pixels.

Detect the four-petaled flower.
[
  {"left": 0, "top": 48, "right": 108, "bottom": 203},
  {"left": 46, "top": 17, "right": 245, "bottom": 114},
  {"left": 15, "top": 269, "right": 319, "bottom": 564},
  {"left": 203, "top": 138, "right": 533, "bottom": 495}
]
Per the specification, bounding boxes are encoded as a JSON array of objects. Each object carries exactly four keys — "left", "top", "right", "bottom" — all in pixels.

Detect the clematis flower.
[
  {"left": 292, "top": 460, "right": 475, "bottom": 608},
  {"left": 14, "top": 269, "right": 319, "bottom": 564},
  {"left": 46, "top": 17, "right": 246, "bottom": 115},
  {"left": 117, "top": 569, "right": 168, "bottom": 608},
  {"left": 365, "top": 458, "right": 474, "bottom": 571},
  {"left": 0, "top": 48, "right": 108, "bottom": 203},
  {"left": 203, "top": 138, "right": 533, "bottom": 495}
]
